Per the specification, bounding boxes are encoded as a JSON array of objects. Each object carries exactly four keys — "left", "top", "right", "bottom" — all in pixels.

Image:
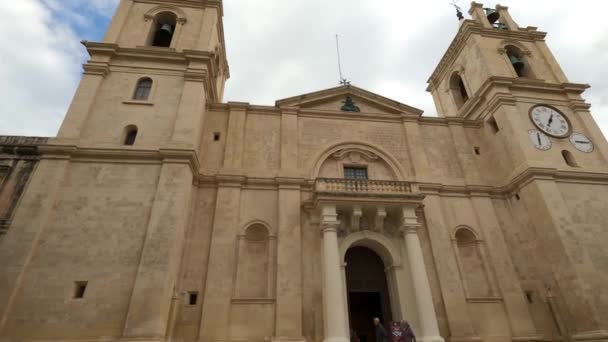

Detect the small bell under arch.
[
  {"left": 485, "top": 8, "right": 500, "bottom": 24},
  {"left": 509, "top": 55, "right": 525, "bottom": 74},
  {"left": 153, "top": 24, "right": 174, "bottom": 47}
]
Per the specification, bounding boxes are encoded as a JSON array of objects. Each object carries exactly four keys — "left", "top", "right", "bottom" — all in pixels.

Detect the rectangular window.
[
  {"left": 189, "top": 292, "right": 198, "bottom": 305},
  {"left": 74, "top": 281, "right": 88, "bottom": 299},
  {"left": 344, "top": 166, "right": 368, "bottom": 180}
]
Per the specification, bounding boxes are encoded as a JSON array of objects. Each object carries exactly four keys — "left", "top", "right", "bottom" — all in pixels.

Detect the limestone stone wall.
[{"left": 0, "top": 161, "right": 161, "bottom": 340}]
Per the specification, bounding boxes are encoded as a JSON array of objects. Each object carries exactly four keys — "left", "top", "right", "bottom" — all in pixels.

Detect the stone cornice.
[
  {"left": 453, "top": 77, "right": 590, "bottom": 119},
  {"left": 82, "top": 42, "right": 220, "bottom": 102},
  {"left": 207, "top": 102, "right": 482, "bottom": 127},
  {"left": 420, "top": 168, "right": 608, "bottom": 198},
  {"left": 427, "top": 20, "right": 547, "bottom": 92},
  {"left": 37, "top": 144, "right": 201, "bottom": 175}
]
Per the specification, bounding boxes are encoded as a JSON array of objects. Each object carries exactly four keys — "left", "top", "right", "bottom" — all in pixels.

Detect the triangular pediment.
[{"left": 275, "top": 85, "right": 424, "bottom": 118}]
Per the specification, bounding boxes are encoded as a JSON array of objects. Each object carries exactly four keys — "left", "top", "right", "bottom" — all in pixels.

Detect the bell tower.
[
  {"left": 427, "top": 2, "right": 608, "bottom": 339},
  {"left": 55, "top": 0, "right": 229, "bottom": 151}
]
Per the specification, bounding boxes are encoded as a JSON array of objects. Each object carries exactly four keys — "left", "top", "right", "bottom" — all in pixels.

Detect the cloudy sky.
[{"left": 1, "top": 0, "right": 607, "bottom": 137}]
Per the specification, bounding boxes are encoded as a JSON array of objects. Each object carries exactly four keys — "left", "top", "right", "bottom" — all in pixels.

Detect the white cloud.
[
  {"left": 0, "top": 0, "right": 607, "bottom": 140},
  {"left": 0, "top": 0, "right": 84, "bottom": 136}
]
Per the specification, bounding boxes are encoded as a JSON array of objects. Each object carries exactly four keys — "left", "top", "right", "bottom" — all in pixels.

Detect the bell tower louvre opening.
[{"left": 346, "top": 246, "right": 393, "bottom": 342}]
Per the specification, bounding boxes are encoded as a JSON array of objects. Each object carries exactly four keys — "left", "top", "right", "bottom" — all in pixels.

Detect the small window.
[
  {"left": 344, "top": 166, "right": 368, "bottom": 180},
  {"left": 133, "top": 78, "right": 152, "bottom": 101},
  {"left": 562, "top": 150, "right": 578, "bottom": 167},
  {"left": 123, "top": 125, "right": 138, "bottom": 146},
  {"left": 524, "top": 290, "right": 534, "bottom": 304},
  {"left": 213, "top": 132, "right": 221, "bottom": 141},
  {"left": 189, "top": 292, "right": 198, "bottom": 305},
  {"left": 474, "top": 147, "right": 480, "bottom": 155},
  {"left": 515, "top": 193, "right": 521, "bottom": 201},
  {"left": 74, "top": 281, "right": 88, "bottom": 299},
  {"left": 488, "top": 117, "right": 499, "bottom": 134}
]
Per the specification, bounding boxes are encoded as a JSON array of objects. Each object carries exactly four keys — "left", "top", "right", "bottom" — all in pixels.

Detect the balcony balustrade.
[{"left": 314, "top": 178, "right": 415, "bottom": 197}]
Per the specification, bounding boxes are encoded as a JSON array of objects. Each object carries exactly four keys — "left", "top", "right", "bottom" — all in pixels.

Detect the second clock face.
[
  {"left": 528, "top": 129, "right": 552, "bottom": 150},
  {"left": 570, "top": 133, "right": 594, "bottom": 153},
  {"left": 530, "top": 105, "right": 571, "bottom": 138}
]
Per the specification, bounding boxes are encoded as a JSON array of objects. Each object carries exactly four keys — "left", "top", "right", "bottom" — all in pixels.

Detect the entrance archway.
[{"left": 345, "top": 246, "right": 393, "bottom": 342}]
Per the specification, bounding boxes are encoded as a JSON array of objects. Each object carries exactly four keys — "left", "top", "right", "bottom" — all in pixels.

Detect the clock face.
[
  {"left": 530, "top": 105, "right": 571, "bottom": 138},
  {"left": 569, "top": 133, "right": 594, "bottom": 153},
  {"left": 528, "top": 129, "right": 552, "bottom": 151}
]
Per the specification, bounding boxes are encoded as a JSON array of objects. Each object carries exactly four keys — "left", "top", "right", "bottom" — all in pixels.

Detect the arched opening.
[
  {"left": 455, "top": 228, "right": 491, "bottom": 297},
  {"left": 150, "top": 12, "right": 177, "bottom": 47},
  {"left": 133, "top": 77, "right": 153, "bottom": 101},
  {"left": 123, "top": 125, "right": 138, "bottom": 146},
  {"left": 562, "top": 150, "right": 579, "bottom": 167},
  {"left": 450, "top": 73, "right": 469, "bottom": 109},
  {"left": 505, "top": 45, "right": 533, "bottom": 78},
  {"left": 234, "top": 224, "right": 271, "bottom": 298},
  {"left": 346, "top": 246, "right": 393, "bottom": 342}
]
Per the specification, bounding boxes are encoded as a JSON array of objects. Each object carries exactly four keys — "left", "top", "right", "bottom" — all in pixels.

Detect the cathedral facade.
[{"left": 0, "top": 1, "right": 607, "bottom": 342}]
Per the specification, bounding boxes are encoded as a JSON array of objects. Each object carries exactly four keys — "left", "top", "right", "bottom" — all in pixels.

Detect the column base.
[
  {"left": 572, "top": 330, "right": 608, "bottom": 342},
  {"left": 323, "top": 337, "right": 349, "bottom": 342},
  {"left": 272, "top": 337, "right": 307, "bottom": 342},
  {"left": 447, "top": 336, "right": 481, "bottom": 342},
  {"left": 419, "top": 336, "right": 445, "bottom": 342}
]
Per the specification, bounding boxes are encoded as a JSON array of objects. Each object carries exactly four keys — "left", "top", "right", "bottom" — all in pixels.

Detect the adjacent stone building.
[{"left": 0, "top": 1, "right": 607, "bottom": 342}]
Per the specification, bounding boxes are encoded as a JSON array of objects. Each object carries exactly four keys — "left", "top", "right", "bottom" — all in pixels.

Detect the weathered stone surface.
[{"left": 0, "top": 2, "right": 607, "bottom": 342}]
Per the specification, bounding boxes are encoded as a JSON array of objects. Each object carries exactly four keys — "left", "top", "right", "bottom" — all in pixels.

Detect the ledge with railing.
[{"left": 314, "top": 178, "right": 417, "bottom": 197}]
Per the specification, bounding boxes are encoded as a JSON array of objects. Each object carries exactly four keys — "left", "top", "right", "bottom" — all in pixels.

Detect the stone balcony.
[{"left": 313, "top": 178, "right": 423, "bottom": 207}]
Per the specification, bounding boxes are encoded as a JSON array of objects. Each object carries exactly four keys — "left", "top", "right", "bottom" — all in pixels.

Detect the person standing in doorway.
[
  {"left": 400, "top": 320, "right": 416, "bottom": 342},
  {"left": 373, "top": 317, "right": 387, "bottom": 342}
]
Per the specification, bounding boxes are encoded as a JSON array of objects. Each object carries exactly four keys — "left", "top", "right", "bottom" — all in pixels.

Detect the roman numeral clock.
[{"left": 527, "top": 104, "right": 594, "bottom": 153}]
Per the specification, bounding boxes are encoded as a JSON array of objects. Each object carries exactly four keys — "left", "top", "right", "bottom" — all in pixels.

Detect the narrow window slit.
[
  {"left": 189, "top": 292, "right": 198, "bottom": 305},
  {"left": 74, "top": 281, "right": 88, "bottom": 299}
]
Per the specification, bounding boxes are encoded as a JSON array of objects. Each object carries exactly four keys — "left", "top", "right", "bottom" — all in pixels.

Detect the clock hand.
[
  {"left": 547, "top": 114, "right": 554, "bottom": 127},
  {"left": 575, "top": 141, "right": 590, "bottom": 144},
  {"left": 537, "top": 133, "right": 542, "bottom": 146}
]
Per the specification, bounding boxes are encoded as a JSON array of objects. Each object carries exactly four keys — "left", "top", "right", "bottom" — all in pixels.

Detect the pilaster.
[
  {"left": 422, "top": 194, "right": 478, "bottom": 339},
  {"left": 221, "top": 102, "right": 248, "bottom": 173},
  {"left": 402, "top": 120, "right": 431, "bottom": 182},
  {"left": 56, "top": 71, "right": 106, "bottom": 143},
  {"left": 169, "top": 59, "right": 208, "bottom": 149},
  {"left": 198, "top": 177, "right": 244, "bottom": 342},
  {"left": 469, "top": 195, "right": 538, "bottom": 339},
  {"left": 274, "top": 181, "right": 305, "bottom": 342},
  {"left": 123, "top": 162, "right": 194, "bottom": 338},
  {"left": 279, "top": 108, "right": 299, "bottom": 177},
  {"left": 523, "top": 179, "right": 604, "bottom": 333}
]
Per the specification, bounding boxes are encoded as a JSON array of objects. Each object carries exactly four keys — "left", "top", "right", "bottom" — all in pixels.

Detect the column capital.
[
  {"left": 400, "top": 224, "right": 422, "bottom": 236},
  {"left": 321, "top": 222, "right": 340, "bottom": 234},
  {"left": 320, "top": 203, "right": 340, "bottom": 233}
]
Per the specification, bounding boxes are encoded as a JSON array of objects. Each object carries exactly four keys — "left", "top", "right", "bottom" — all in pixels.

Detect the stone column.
[
  {"left": 273, "top": 182, "right": 305, "bottom": 342},
  {"left": 401, "top": 207, "right": 444, "bottom": 342},
  {"left": 320, "top": 204, "right": 348, "bottom": 342}
]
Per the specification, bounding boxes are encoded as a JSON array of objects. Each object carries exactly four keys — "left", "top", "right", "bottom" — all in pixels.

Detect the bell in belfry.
[
  {"left": 509, "top": 55, "right": 525, "bottom": 73},
  {"left": 153, "top": 24, "right": 174, "bottom": 47},
  {"left": 485, "top": 8, "right": 500, "bottom": 24}
]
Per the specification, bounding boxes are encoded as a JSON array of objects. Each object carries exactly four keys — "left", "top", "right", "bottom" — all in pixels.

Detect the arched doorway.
[{"left": 346, "top": 246, "right": 393, "bottom": 342}]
